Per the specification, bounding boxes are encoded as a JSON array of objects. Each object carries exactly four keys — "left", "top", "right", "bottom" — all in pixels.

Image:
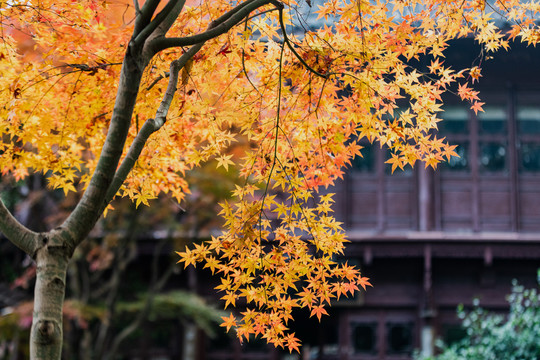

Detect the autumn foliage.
[{"left": 1, "top": 0, "right": 540, "bottom": 355}]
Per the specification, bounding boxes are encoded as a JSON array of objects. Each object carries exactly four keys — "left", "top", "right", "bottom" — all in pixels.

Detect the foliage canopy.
[{"left": 1, "top": 0, "right": 540, "bottom": 356}]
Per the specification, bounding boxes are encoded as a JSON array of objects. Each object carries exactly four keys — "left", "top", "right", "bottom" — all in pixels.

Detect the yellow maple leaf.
[{"left": 215, "top": 154, "right": 234, "bottom": 171}]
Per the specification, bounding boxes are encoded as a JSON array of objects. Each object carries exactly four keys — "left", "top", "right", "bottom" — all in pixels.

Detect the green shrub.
[{"left": 417, "top": 271, "right": 540, "bottom": 360}]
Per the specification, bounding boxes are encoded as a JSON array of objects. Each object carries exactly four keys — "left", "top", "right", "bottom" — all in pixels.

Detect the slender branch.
[
  {"left": 151, "top": 0, "right": 188, "bottom": 38},
  {"left": 271, "top": 0, "right": 328, "bottom": 79},
  {"left": 133, "top": 0, "right": 140, "bottom": 14},
  {"left": 146, "top": 71, "right": 170, "bottom": 90},
  {"left": 153, "top": 61, "right": 183, "bottom": 127},
  {"left": 133, "top": 0, "right": 186, "bottom": 47},
  {"left": 214, "top": 0, "right": 257, "bottom": 24},
  {"left": 149, "top": 0, "right": 274, "bottom": 53},
  {"left": 104, "top": 44, "right": 203, "bottom": 206},
  {"left": 259, "top": 40, "right": 285, "bottom": 229},
  {"left": 102, "top": 119, "right": 154, "bottom": 207},
  {"left": 241, "top": 17, "right": 262, "bottom": 96},
  {"left": 133, "top": 0, "right": 161, "bottom": 38},
  {"left": 0, "top": 196, "right": 40, "bottom": 256}
]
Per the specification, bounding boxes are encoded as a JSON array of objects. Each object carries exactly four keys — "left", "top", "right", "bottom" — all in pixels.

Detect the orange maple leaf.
[
  {"left": 310, "top": 304, "right": 329, "bottom": 321},
  {"left": 471, "top": 101, "right": 485, "bottom": 115},
  {"left": 220, "top": 313, "right": 237, "bottom": 332},
  {"left": 358, "top": 276, "right": 373, "bottom": 291},
  {"left": 285, "top": 334, "right": 301, "bottom": 353}
]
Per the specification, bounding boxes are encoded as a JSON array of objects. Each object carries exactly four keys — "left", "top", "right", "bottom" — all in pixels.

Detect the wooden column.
[
  {"left": 507, "top": 85, "right": 520, "bottom": 231},
  {"left": 421, "top": 245, "right": 435, "bottom": 357},
  {"left": 418, "top": 167, "right": 434, "bottom": 231}
]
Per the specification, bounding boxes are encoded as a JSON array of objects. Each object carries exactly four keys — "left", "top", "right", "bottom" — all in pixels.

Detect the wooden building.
[
  {"left": 1, "top": 40, "right": 539, "bottom": 360},
  {"left": 200, "top": 39, "right": 540, "bottom": 360}
]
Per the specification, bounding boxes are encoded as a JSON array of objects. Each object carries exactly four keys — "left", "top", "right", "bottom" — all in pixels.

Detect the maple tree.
[
  {"left": 1, "top": 0, "right": 540, "bottom": 358},
  {"left": 0, "top": 164, "right": 234, "bottom": 360}
]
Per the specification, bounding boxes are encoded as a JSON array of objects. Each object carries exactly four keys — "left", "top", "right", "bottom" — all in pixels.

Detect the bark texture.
[{"left": 30, "top": 234, "right": 70, "bottom": 360}]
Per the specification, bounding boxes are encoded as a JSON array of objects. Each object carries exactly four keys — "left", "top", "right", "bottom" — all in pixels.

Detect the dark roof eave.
[{"left": 346, "top": 230, "right": 540, "bottom": 244}]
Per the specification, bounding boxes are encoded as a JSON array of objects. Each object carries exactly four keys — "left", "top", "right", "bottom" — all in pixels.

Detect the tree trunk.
[
  {"left": 0, "top": 2, "right": 268, "bottom": 358},
  {"left": 30, "top": 235, "right": 70, "bottom": 360}
]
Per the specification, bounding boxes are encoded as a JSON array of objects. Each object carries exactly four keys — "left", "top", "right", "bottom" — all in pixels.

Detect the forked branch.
[
  {"left": 148, "top": 0, "right": 275, "bottom": 53},
  {"left": 133, "top": 0, "right": 187, "bottom": 48},
  {"left": 104, "top": 44, "right": 203, "bottom": 208}
]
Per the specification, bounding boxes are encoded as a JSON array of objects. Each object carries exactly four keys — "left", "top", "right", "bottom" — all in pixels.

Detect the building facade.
[
  {"left": 200, "top": 39, "right": 540, "bottom": 360},
  {"left": 2, "top": 40, "right": 538, "bottom": 360}
]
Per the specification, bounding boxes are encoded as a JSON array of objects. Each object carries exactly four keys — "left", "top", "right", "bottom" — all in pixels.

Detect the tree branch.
[
  {"left": 58, "top": 0, "right": 277, "bottom": 251},
  {"left": 151, "top": 0, "right": 188, "bottom": 39},
  {"left": 146, "top": 71, "right": 169, "bottom": 91},
  {"left": 60, "top": 54, "right": 146, "bottom": 252},
  {"left": 0, "top": 196, "right": 40, "bottom": 256},
  {"left": 133, "top": 0, "right": 162, "bottom": 38},
  {"left": 272, "top": 0, "right": 328, "bottom": 79},
  {"left": 104, "top": 44, "right": 203, "bottom": 206},
  {"left": 148, "top": 0, "right": 275, "bottom": 53},
  {"left": 133, "top": 0, "right": 140, "bottom": 13},
  {"left": 133, "top": 0, "right": 186, "bottom": 48},
  {"left": 213, "top": 0, "right": 257, "bottom": 24}
]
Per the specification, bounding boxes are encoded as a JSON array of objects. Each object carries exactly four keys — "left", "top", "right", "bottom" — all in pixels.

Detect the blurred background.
[{"left": 1, "top": 37, "right": 540, "bottom": 360}]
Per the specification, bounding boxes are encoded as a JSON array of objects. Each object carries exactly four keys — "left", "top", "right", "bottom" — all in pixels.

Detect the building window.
[
  {"left": 478, "top": 104, "right": 508, "bottom": 173},
  {"left": 439, "top": 106, "right": 470, "bottom": 172},
  {"left": 444, "top": 141, "right": 469, "bottom": 171},
  {"left": 479, "top": 142, "right": 507, "bottom": 172},
  {"left": 207, "top": 331, "right": 234, "bottom": 351},
  {"left": 352, "top": 143, "right": 375, "bottom": 173},
  {"left": 439, "top": 103, "right": 509, "bottom": 174},
  {"left": 386, "top": 322, "right": 414, "bottom": 355},
  {"left": 478, "top": 105, "right": 506, "bottom": 134},
  {"left": 517, "top": 103, "right": 540, "bottom": 172},
  {"left": 439, "top": 106, "right": 469, "bottom": 134},
  {"left": 351, "top": 322, "right": 377, "bottom": 354},
  {"left": 519, "top": 143, "right": 540, "bottom": 172},
  {"left": 517, "top": 105, "right": 540, "bottom": 135}
]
